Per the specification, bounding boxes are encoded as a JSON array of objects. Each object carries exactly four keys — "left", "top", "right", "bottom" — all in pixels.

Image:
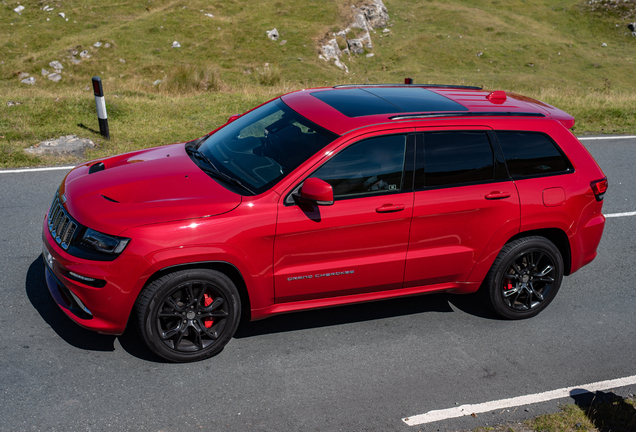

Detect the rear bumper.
[{"left": 570, "top": 212, "right": 605, "bottom": 274}]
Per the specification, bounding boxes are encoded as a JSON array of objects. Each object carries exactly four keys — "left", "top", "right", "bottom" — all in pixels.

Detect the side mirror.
[
  {"left": 296, "top": 178, "right": 334, "bottom": 206},
  {"left": 226, "top": 114, "right": 241, "bottom": 124}
]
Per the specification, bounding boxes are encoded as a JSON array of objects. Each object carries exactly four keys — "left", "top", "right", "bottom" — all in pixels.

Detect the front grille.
[{"left": 48, "top": 195, "right": 77, "bottom": 250}]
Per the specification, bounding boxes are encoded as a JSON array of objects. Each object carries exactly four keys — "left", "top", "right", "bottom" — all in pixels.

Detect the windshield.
[{"left": 198, "top": 99, "right": 338, "bottom": 195}]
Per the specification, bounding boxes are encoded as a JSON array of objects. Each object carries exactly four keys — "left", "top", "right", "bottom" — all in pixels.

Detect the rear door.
[
  {"left": 404, "top": 129, "right": 520, "bottom": 288},
  {"left": 274, "top": 131, "right": 415, "bottom": 303}
]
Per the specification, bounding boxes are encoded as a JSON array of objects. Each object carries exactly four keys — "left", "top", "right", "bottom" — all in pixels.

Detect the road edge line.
[
  {"left": 578, "top": 136, "right": 636, "bottom": 140},
  {"left": 605, "top": 211, "right": 636, "bottom": 218},
  {"left": 0, "top": 166, "right": 76, "bottom": 174},
  {"left": 403, "top": 375, "right": 636, "bottom": 426}
]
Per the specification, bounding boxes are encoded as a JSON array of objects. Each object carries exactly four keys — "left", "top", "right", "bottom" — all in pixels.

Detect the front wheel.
[
  {"left": 483, "top": 236, "right": 564, "bottom": 319},
  {"left": 136, "top": 269, "right": 241, "bottom": 362}
]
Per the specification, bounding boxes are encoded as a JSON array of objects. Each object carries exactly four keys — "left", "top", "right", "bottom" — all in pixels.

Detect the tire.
[
  {"left": 483, "top": 236, "right": 564, "bottom": 320},
  {"left": 136, "top": 269, "right": 241, "bottom": 362}
]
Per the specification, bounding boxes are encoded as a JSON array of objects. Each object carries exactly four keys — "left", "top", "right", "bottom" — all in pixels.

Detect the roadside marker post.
[{"left": 92, "top": 76, "right": 110, "bottom": 140}]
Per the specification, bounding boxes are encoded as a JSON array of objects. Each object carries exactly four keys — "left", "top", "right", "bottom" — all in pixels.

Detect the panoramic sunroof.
[{"left": 310, "top": 87, "right": 468, "bottom": 117}]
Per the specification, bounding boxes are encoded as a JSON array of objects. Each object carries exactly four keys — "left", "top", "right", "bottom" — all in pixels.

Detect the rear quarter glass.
[{"left": 495, "top": 131, "right": 572, "bottom": 179}]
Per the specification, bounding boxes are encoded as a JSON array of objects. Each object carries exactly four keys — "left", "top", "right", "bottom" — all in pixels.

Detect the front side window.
[
  {"left": 198, "top": 99, "right": 337, "bottom": 194},
  {"left": 311, "top": 134, "right": 407, "bottom": 198},
  {"left": 496, "top": 132, "right": 572, "bottom": 179},
  {"left": 423, "top": 132, "right": 495, "bottom": 188}
]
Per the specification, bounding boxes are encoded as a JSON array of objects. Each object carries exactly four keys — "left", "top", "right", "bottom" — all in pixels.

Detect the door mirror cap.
[
  {"left": 226, "top": 114, "right": 241, "bottom": 124},
  {"left": 297, "top": 178, "right": 334, "bottom": 206}
]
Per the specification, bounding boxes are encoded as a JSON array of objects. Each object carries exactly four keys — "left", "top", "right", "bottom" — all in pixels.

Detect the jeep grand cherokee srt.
[{"left": 42, "top": 84, "right": 607, "bottom": 362}]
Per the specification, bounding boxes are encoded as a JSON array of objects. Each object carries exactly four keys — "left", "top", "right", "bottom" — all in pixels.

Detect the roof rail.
[
  {"left": 333, "top": 84, "right": 483, "bottom": 90},
  {"left": 389, "top": 112, "right": 546, "bottom": 120}
]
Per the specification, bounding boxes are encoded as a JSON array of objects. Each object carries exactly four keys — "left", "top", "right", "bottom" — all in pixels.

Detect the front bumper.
[{"left": 42, "top": 218, "right": 146, "bottom": 335}]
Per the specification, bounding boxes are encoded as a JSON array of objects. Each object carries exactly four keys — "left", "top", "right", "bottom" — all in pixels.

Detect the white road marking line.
[
  {"left": 578, "top": 136, "right": 636, "bottom": 140},
  {"left": 605, "top": 211, "right": 636, "bottom": 218},
  {"left": 403, "top": 374, "right": 636, "bottom": 426},
  {"left": 0, "top": 166, "right": 75, "bottom": 174}
]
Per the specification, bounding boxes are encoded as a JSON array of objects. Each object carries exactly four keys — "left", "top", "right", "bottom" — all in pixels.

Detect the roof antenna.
[{"left": 404, "top": 77, "right": 413, "bottom": 84}]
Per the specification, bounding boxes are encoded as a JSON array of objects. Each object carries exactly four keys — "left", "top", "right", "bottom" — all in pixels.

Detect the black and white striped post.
[{"left": 92, "top": 76, "right": 110, "bottom": 140}]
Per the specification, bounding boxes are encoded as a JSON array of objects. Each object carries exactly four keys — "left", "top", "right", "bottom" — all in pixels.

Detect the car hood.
[{"left": 59, "top": 143, "right": 242, "bottom": 235}]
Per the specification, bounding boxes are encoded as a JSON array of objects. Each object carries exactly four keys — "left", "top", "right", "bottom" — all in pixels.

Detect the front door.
[{"left": 274, "top": 133, "right": 415, "bottom": 303}]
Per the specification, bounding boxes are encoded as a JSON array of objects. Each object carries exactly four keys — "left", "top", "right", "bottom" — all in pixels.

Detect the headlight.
[{"left": 81, "top": 228, "right": 130, "bottom": 255}]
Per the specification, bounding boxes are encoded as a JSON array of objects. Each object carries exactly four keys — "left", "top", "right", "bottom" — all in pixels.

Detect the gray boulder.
[
  {"left": 266, "top": 28, "right": 279, "bottom": 41},
  {"left": 24, "top": 135, "right": 95, "bottom": 157},
  {"left": 49, "top": 60, "right": 63, "bottom": 70}
]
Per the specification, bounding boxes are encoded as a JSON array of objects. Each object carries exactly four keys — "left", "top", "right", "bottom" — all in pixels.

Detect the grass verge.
[
  {"left": 470, "top": 393, "right": 636, "bottom": 432},
  {"left": 2, "top": 0, "right": 636, "bottom": 167}
]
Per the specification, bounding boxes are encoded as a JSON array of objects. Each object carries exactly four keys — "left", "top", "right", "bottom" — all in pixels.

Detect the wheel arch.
[
  {"left": 139, "top": 261, "right": 252, "bottom": 322},
  {"left": 508, "top": 228, "right": 572, "bottom": 275}
]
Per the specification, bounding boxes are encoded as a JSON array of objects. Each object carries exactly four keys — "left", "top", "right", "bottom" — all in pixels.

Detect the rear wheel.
[
  {"left": 136, "top": 269, "right": 241, "bottom": 362},
  {"left": 484, "top": 236, "right": 563, "bottom": 319}
]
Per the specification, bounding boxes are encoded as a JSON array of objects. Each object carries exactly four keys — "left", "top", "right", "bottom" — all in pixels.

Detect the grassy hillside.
[{"left": 1, "top": 0, "right": 635, "bottom": 167}]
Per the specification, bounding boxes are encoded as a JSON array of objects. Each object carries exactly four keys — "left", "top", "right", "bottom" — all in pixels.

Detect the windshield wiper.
[{"left": 185, "top": 145, "right": 255, "bottom": 195}]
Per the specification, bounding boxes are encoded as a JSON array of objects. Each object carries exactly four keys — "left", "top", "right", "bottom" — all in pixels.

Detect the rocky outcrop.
[
  {"left": 318, "top": 0, "right": 389, "bottom": 73},
  {"left": 360, "top": 1, "right": 389, "bottom": 28},
  {"left": 319, "top": 39, "right": 349, "bottom": 73}
]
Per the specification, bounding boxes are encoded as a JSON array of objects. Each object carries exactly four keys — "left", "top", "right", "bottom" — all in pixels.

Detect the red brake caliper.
[
  {"left": 203, "top": 293, "right": 214, "bottom": 328},
  {"left": 504, "top": 279, "right": 513, "bottom": 290}
]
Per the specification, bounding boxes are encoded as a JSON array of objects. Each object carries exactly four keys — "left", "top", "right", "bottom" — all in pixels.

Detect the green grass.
[
  {"left": 530, "top": 396, "right": 636, "bottom": 432},
  {"left": 2, "top": 0, "right": 636, "bottom": 167},
  {"left": 471, "top": 395, "right": 636, "bottom": 432}
]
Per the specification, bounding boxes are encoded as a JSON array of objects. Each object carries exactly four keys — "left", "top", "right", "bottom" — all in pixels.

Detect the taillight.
[{"left": 590, "top": 178, "right": 608, "bottom": 202}]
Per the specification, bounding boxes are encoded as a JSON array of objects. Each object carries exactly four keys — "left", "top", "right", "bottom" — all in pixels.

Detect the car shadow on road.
[
  {"left": 26, "top": 255, "right": 117, "bottom": 351},
  {"left": 571, "top": 390, "right": 636, "bottom": 431},
  {"left": 27, "top": 255, "right": 501, "bottom": 359},
  {"left": 235, "top": 290, "right": 501, "bottom": 338},
  {"left": 26, "top": 256, "right": 166, "bottom": 362}
]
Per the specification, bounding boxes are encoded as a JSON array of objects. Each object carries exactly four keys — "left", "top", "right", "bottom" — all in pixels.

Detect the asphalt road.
[{"left": 0, "top": 137, "right": 634, "bottom": 432}]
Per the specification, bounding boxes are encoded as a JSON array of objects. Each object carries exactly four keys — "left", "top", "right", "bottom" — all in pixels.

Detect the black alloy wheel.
[
  {"left": 136, "top": 269, "right": 241, "bottom": 362},
  {"left": 484, "top": 236, "right": 564, "bottom": 319}
]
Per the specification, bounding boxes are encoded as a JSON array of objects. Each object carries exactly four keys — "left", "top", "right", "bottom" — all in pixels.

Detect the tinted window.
[
  {"left": 312, "top": 135, "right": 407, "bottom": 198},
  {"left": 497, "top": 132, "right": 570, "bottom": 178},
  {"left": 424, "top": 132, "right": 494, "bottom": 187}
]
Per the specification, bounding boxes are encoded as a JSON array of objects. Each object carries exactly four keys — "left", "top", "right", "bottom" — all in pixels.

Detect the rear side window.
[
  {"left": 496, "top": 132, "right": 571, "bottom": 179},
  {"left": 423, "top": 132, "right": 495, "bottom": 187}
]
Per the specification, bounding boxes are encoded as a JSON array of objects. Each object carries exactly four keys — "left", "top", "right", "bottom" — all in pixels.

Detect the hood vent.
[
  {"left": 89, "top": 162, "right": 105, "bottom": 174},
  {"left": 101, "top": 195, "right": 119, "bottom": 203}
]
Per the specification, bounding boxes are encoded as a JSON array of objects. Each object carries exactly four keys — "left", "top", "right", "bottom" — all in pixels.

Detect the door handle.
[
  {"left": 485, "top": 191, "right": 511, "bottom": 200},
  {"left": 376, "top": 204, "right": 405, "bottom": 213}
]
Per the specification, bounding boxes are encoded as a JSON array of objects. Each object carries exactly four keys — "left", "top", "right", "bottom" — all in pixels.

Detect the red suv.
[{"left": 42, "top": 84, "right": 607, "bottom": 362}]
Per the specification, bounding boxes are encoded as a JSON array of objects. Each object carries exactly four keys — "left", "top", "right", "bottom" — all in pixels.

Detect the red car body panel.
[
  {"left": 61, "top": 144, "right": 241, "bottom": 235},
  {"left": 406, "top": 181, "right": 521, "bottom": 288},
  {"left": 42, "top": 86, "right": 605, "bottom": 336},
  {"left": 274, "top": 190, "right": 414, "bottom": 302}
]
